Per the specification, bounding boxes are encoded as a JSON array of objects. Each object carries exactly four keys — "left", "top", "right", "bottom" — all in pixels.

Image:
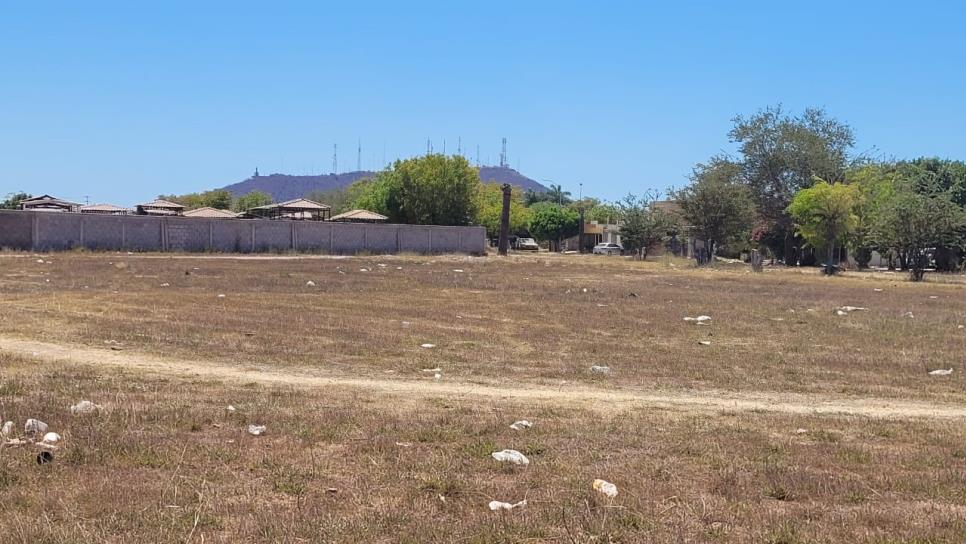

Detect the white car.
[{"left": 592, "top": 242, "right": 623, "bottom": 256}]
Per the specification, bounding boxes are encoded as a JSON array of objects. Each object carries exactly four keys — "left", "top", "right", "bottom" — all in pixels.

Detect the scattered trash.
[
  {"left": 217, "top": 294, "right": 226, "bottom": 298},
  {"left": 226, "top": 405, "right": 236, "bottom": 414},
  {"left": 590, "top": 365, "right": 611, "bottom": 374},
  {"left": 509, "top": 420, "right": 532, "bottom": 431},
  {"left": 593, "top": 479, "right": 618, "bottom": 498},
  {"left": 795, "top": 428, "right": 809, "bottom": 434},
  {"left": 928, "top": 368, "right": 953, "bottom": 376},
  {"left": 327, "top": 488, "right": 339, "bottom": 494},
  {"left": 359, "top": 268, "right": 369, "bottom": 273},
  {"left": 627, "top": 292, "right": 639, "bottom": 298},
  {"left": 24, "top": 419, "right": 48, "bottom": 437},
  {"left": 247, "top": 424, "right": 267, "bottom": 436},
  {"left": 683, "top": 315, "right": 712, "bottom": 323},
  {"left": 36, "top": 259, "right": 44, "bottom": 264},
  {"left": 160, "top": 283, "right": 170, "bottom": 287},
  {"left": 929, "top": 296, "right": 938, "bottom": 299},
  {"left": 306, "top": 280, "right": 316, "bottom": 287},
  {"left": 1, "top": 421, "right": 12, "bottom": 437},
  {"left": 421, "top": 367, "right": 442, "bottom": 372},
  {"left": 36, "top": 451, "right": 54, "bottom": 465},
  {"left": 453, "top": 269, "right": 464, "bottom": 273},
  {"left": 489, "top": 499, "right": 527, "bottom": 511},
  {"left": 582, "top": 288, "right": 588, "bottom": 293},
  {"left": 835, "top": 306, "right": 867, "bottom": 315},
  {"left": 420, "top": 343, "right": 436, "bottom": 349},
  {"left": 698, "top": 341, "right": 711, "bottom": 346},
  {"left": 902, "top": 311, "right": 915, "bottom": 319},
  {"left": 42, "top": 432, "right": 61, "bottom": 444},
  {"left": 873, "top": 288, "right": 883, "bottom": 292},
  {"left": 401, "top": 321, "right": 411, "bottom": 326},
  {"left": 491, "top": 449, "right": 529, "bottom": 465},
  {"left": 433, "top": 373, "right": 442, "bottom": 381},
  {"left": 377, "top": 263, "right": 387, "bottom": 268},
  {"left": 959, "top": 325, "right": 965, "bottom": 330},
  {"left": 438, "top": 494, "right": 446, "bottom": 503},
  {"left": 396, "top": 266, "right": 403, "bottom": 270},
  {"left": 395, "top": 441, "right": 413, "bottom": 448}
]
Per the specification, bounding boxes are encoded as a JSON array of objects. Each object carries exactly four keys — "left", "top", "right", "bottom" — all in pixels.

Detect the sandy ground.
[{"left": 3, "top": 333, "right": 965, "bottom": 420}]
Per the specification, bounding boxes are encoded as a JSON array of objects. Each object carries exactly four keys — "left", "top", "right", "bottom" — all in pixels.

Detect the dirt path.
[{"left": 3, "top": 334, "right": 965, "bottom": 420}]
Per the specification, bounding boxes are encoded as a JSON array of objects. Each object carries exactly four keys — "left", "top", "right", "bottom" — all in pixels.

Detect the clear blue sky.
[{"left": 2, "top": 1, "right": 965, "bottom": 206}]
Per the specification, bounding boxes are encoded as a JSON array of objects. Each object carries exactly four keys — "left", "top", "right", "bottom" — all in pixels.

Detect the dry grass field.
[{"left": 1, "top": 251, "right": 965, "bottom": 542}]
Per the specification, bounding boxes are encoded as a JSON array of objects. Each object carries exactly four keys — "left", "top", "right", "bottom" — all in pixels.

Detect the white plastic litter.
[
  {"left": 247, "top": 424, "right": 267, "bottom": 436},
  {"left": 42, "top": 432, "right": 61, "bottom": 444},
  {"left": 698, "top": 341, "right": 711, "bottom": 346},
  {"left": 491, "top": 449, "right": 529, "bottom": 465},
  {"left": 226, "top": 405, "right": 236, "bottom": 413},
  {"left": 590, "top": 365, "right": 611, "bottom": 374},
  {"left": 489, "top": 499, "right": 527, "bottom": 511},
  {"left": 1, "top": 421, "right": 12, "bottom": 437},
  {"left": 24, "top": 419, "right": 48, "bottom": 436},
  {"left": 836, "top": 306, "right": 867, "bottom": 314},
  {"left": 873, "top": 288, "right": 883, "bottom": 292},
  {"left": 70, "top": 400, "right": 101, "bottom": 415},
  {"left": 433, "top": 373, "right": 442, "bottom": 381},
  {"left": 420, "top": 343, "right": 436, "bottom": 349},
  {"left": 421, "top": 367, "right": 442, "bottom": 372},
  {"left": 359, "top": 268, "right": 369, "bottom": 273},
  {"left": 160, "top": 283, "right": 170, "bottom": 287},
  {"left": 902, "top": 311, "right": 915, "bottom": 318},
  {"left": 683, "top": 315, "right": 712, "bottom": 323},
  {"left": 36, "top": 259, "right": 44, "bottom": 264},
  {"left": 453, "top": 269, "right": 464, "bottom": 273},
  {"left": 593, "top": 479, "right": 618, "bottom": 498},
  {"left": 929, "top": 296, "right": 938, "bottom": 299},
  {"left": 306, "top": 280, "right": 316, "bottom": 287},
  {"left": 509, "top": 420, "right": 532, "bottom": 431},
  {"left": 217, "top": 294, "right": 226, "bottom": 298},
  {"left": 928, "top": 368, "right": 953, "bottom": 376}
]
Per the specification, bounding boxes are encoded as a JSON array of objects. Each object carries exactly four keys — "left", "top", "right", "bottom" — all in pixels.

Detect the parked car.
[
  {"left": 513, "top": 237, "right": 540, "bottom": 251},
  {"left": 592, "top": 242, "right": 623, "bottom": 256}
]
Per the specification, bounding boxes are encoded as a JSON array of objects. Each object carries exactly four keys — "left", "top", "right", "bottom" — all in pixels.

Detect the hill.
[{"left": 220, "top": 166, "right": 547, "bottom": 202}]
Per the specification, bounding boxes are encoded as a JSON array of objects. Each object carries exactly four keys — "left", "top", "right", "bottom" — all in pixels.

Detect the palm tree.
[{"left": 547, "top": 184, "right": 572, "bottom": 205}]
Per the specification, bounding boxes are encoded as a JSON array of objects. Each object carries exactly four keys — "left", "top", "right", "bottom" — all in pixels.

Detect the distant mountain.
[{"left": 220, "top": 166, "right": 547, "bottom": 202}]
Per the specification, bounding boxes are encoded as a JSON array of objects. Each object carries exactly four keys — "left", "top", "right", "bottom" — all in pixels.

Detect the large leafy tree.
[
  {"left": 787, "top": 181, "right": 861, "bottom": 274},
  {"left": 844, "top": 163, "right": 898, "bottom": 268},
  {"left": 350, "top": 154, "right": 480, "bottom": 225},
  {"left": 728, "top": 106, "right": 855, "bottom": 263},
  {"left": 528, "top": 203, "right": 579, "bottom": 251},
  {"left": 673, "top": 158, "right": 755, "bottom": 264},
  {"left": 875, "top": 189, "right": 964, "bottom": 281},
  {"left": 474, "top": 183, "right": 531, "bottom": 239},
  {"left": 617, "top": 193, "right": 679, "bottom": 260},
  {"left": 896, "top": 159, "right": 966, "bottom": 270},
  {"left": 1, "top": 192, "right": 31, "bottom": 209},
  {"left": 160, "top": 189, "right": 233, "bottom": 210},
  {"left": 232, "top": 190, "right": 273, "bottom": 212}
]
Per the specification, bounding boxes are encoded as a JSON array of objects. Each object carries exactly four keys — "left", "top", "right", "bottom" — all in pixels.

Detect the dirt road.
[{"left": 3, "top": 334, "right": 965, "bottom": 420}]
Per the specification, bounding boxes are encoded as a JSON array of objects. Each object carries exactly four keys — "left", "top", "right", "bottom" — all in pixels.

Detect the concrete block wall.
[{"left": 0, "top": 210, "right": 486, "bottom": 255}]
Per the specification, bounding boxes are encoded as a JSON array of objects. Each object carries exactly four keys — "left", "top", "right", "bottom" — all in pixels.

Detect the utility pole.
[
  {"left": 332, "top": 144, "right": 338, "bottom": 175},
  {"left": 357, "top": 139, "right": 361, "bottom": 172},
  {"left": 498, "top": 183, "right": 512, "bottom": 256}
]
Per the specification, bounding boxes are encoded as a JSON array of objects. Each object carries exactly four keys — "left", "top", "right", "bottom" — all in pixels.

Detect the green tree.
[
  {"left": 896, "top": 159, "right": 966, "bottom": 270},
  {"left": 584, "top": 202, "right": 623, "bottom": 224},
  {"left": 528, "top": 203, "right": 579, "bottom": 251},
  {"left": 350, "top": 154, "right": 480, "bottom": 225},
  {"left": 232, "top": 191, "right": 273, "bottom": 212},
  {"left": 617, "top": 193, "right": 679, "bottom": 260},
  {"left": 673, "top": 158, "right": 756, "bottom": 265},
  {"left": 844, "top": 163, "right": 898, "bottom": 268},
  {"left": 875, "top": 189, "right": 964, "bottom": 281},
  {"left": 160, "top": 189, "right": 233, "bottom": 210},
  {"left": 544, "top": 184, "right": 572, "bottom": 205},
  {"left": 1, "top": 192, "right": 31, "bottom": 209},
  {"left": 728, "top": 105, "right": 855, "bottom": 263},
  {"left": 474, "top": 183, "right": 531, "bottom": 239},
  {"left": 787, "top": 181, "right": 861, "bottom": 274}
]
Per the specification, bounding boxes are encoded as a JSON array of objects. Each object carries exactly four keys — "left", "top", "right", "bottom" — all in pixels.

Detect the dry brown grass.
[{"left": 1, "top": 252, "right": 966, "bottom": 542}]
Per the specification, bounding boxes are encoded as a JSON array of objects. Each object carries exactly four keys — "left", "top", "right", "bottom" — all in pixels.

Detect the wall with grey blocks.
[{"left": 0, "top": 210, "right": 486, "bottom": 255}]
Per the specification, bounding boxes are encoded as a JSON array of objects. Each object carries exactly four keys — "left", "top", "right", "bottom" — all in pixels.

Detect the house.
[
  {"left": 20, "top": 194, "right": 80, "bottom": 213},
  {"left": 136, "top": 199, "right": 185, "bottom": 216},
  {"left": 241, "top": 198, "right": 331, "bottom": 221},
  {"left": 329, "top": 209, "right": 388, "bottom": 223},
  {"left": 80, "top": 204, "right": 130, "bottom": 215},
  {"left": 183, "top": 207, "right": 238, "bottom": 219}
]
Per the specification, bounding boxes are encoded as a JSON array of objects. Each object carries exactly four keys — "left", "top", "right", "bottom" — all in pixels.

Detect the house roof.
[
  {"left": 183, "top": 206, "right": 237, "bottom": 218},
  {"left": 329, "top": 209, "right": 388, "bottom": 222},
  {"left": 251, "top": 198, "right": 330, "bottom": 211},
  {"left": 21, "top": 194, "right": 80, "bottom": 207},
  {"left": 80, "top": 204, "right": 130, "bottom": 212},
  {"left": 138, "top": 199, "right": 185, "bottom": 209}
]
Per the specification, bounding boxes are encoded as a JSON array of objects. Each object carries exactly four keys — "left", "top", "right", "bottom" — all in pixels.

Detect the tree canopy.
[
  {"left": 350, "top": 154, "right": 480, "bottom": 225},
  {"left": 232, "top": 191, "right": 273, "bottom": 212},
  {"left": 0, "top": 192, "right": 31, "bottom": 210},
  {"left": 673, "top": 159, "right": 755, "bottom": 264},
  {"left": 474, "top": 183, "right": 531, "bottom": 239},
  {"left": 617, "top": 193, "right": 678, "bottom": 260},
  {"left": 528, "top": 203, "right": 579, "bottom": 251},
  {"left": 787, "top": 181, "right": 860, "bottom": 274},
  {"left": 160, "top": 189, "right": 233, "bottom": 210}
]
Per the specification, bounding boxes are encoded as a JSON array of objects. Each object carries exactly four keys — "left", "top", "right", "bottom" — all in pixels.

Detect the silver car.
[{"left": 592, "top": 242, "right": 623, "bottom": 256}]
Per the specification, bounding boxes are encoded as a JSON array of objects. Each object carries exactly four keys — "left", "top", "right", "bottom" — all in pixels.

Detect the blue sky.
[{"left": 2, "top": 1, "right": 965, "bottom": 205}]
